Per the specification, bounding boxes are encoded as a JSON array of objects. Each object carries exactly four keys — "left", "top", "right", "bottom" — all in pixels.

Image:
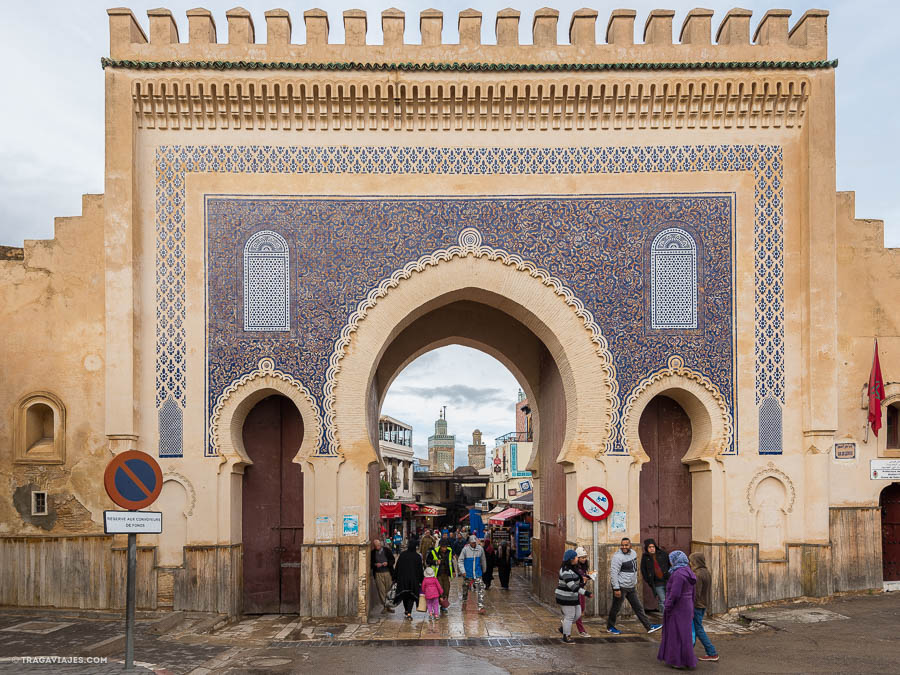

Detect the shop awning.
[
  {"left": 489, "top": 507, "right": 524, "bottom": 525},
  {"left": 380, "top": 501, "right": 401, "bottom": 519},
  {"left": 419, "top": 505, "right": 446, "bottom": 516},
  {"left": 404, "top": 503, "right": 419, "bottom": 512}
]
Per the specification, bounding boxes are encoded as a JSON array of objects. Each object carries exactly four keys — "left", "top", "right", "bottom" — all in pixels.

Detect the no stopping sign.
[{"left": 577, "top": 486, "right": 613, "bottom": 522}]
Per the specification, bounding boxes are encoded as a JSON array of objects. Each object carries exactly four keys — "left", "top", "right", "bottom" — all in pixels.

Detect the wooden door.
[
  {"left": 639, "top": 395, "right": 692, "bottom": 604},
  {"left": 881, "top": 483, "right": 900, "bottom": 581},
  {"left": 242, "top": 395, "right": 304, "bottom": 614}
]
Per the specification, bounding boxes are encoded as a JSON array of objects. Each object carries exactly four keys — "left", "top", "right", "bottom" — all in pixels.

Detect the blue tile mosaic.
[
  {"left": 153, "top": 144, "right": 784, "bottom": 458},
  {"left": 205, "top": 194, "right": 735, "bottom": 456}
]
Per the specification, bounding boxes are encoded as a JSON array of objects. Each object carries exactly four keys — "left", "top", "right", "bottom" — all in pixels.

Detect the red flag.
[{"left": 868, "top": 340, "right": 886, "bottom": 437}]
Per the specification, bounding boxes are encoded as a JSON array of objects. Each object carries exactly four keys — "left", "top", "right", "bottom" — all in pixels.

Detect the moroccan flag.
[{"left": 868, "top": 340, "right": 886, "bottom": 437}]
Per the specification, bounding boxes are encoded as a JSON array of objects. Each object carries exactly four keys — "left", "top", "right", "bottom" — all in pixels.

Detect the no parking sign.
[{"left": 577, "top": 486, "right": 614, "bottom": 522}]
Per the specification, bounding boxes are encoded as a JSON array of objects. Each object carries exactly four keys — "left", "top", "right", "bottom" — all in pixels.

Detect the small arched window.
[
  {"left": 15, "top": 392, "right": 65, "bottom": 464},
  {"left": 650, "top": 228, "right": 698, "bottom": 330},
  {"left": 243, "top": 230, "right": 290, "bottom": 332}
]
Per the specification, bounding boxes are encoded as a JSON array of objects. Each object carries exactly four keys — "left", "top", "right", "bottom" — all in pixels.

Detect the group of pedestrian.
[
  {"left": 371, "top": 528, "right": 504, "bottom": 622},
  {"left": 555, "top": 536, "right": 719, "bottom": 666}
]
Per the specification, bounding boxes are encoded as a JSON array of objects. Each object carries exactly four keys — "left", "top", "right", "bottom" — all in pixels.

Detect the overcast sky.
[{"left": 2, "top": 3, "right": 897, "bottom": 460}]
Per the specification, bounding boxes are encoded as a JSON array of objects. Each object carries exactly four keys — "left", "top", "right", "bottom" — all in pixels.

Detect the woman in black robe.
[{"left": 394, "top": 540, "right": 424, "bottom": 619}]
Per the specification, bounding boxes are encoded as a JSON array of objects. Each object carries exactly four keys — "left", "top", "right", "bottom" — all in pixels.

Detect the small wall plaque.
[{"left": 834, "top": 442, "right": 856, "bottom": 460}]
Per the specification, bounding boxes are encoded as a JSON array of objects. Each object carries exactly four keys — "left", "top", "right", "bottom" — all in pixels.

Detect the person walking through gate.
[
  {"left": 658, "top": 550, "right": 698, "bottom": 669},
  {"left": 394, "top": 540, "right": 424, "bottom": 620},
  {"left": 689, "top": 552, "right": 719, "bottom": 662},
  {"left": 641, "top": 538, "right": 671, "bottom": 613},
  {"left": 573, "top": 546, "right": 595, "bottom": 637},
  {"left": 496, "top": 542, "right": 512, "bottom": 590},
  {"left": 458, "top": 535, "right": 488, "bottom": 613},
  {"left": 482, "top": 538, "right": 496, "bottom": 589},
  {"left": 426, "top": 538, "right": 455, "bottom": 614},
  {"left": 419, "top": 529, "right": 436, "bottom": 562},
  {"left": 556, "top": 549, "right": 592, "bottom": 645},
  {"left": 370, "top": 539, "right": 396, "bottom": 614},
  {"left": 421, "top": 567, "right": 443, "bottom": 626},
  {"left": 607, "top": 537, "right": 662, "bottom": 635}
]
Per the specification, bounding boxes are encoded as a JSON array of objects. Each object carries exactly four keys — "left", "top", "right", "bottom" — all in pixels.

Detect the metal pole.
[
  {"left": 592, "top": 520, "right": 599, "bottom": 617},
  {"left": 125, "top": 532, "right": 136, "bottom": 670}
]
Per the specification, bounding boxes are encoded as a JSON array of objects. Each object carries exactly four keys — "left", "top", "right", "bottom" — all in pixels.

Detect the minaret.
[
  {"left": 427, "top": 407, "right": 455, "bottom": 472},
  {"left": 468, "top": 429, "right": 486, "bottom": 468}
]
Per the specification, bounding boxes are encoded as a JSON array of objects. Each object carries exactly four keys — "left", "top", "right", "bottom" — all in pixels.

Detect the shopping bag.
[
  {"left": 386, "top": 582, "right": 398, "bottom": 605},
  {"left": 439, "top": 596, "right": 450, "bottom": 609},
  {"left": 417, "top": 593, "right": 427, "bottom": 612}
]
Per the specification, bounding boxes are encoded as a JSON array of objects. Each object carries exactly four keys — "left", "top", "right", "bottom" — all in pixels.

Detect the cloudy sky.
[{"left": 2, "top": 2, "right": 897, "bottom": 462}]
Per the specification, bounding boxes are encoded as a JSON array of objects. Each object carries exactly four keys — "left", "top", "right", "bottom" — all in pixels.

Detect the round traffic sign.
[
  {"left": 493, "top": 457, "right": 501, "bottom": 465},
  {"left": 577, "top": 486, "right": 613, "bottom": 522},
  {"left": 104, "top": 450, "right": 163, "bottom": 510}
]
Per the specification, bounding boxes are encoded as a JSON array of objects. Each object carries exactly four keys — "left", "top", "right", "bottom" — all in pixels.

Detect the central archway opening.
[{"left": 367, "top": 298, "right": 570, "bottom": 615}]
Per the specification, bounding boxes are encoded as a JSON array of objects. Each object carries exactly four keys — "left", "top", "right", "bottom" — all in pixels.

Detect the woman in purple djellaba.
[{"left": 657, "top": 550, "right": 697, "bottom": 670}]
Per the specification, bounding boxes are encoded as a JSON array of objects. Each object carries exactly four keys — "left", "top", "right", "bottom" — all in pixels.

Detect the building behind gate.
[{"left": 2, "top": 6, "right": 900, "bottom": 618}]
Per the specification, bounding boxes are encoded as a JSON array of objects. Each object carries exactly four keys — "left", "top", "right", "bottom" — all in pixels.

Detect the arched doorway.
[
  {"left": 639, "top": 395, "right": 692, "bottom": 605},
  {"left": 881, "top": 482, "right": 900, "bottom": 582},
  {"left": 242, "top": 394, "right": 304, "bottom": 614}
]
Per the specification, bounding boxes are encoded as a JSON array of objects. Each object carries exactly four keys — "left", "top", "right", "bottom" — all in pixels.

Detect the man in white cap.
[{"left": 457, "top": 535, "right": 488, "bottom": 613}]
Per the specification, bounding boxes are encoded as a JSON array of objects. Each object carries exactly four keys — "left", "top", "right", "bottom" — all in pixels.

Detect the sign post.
[
  {"left": 103, "top": 451, "right": 163, "bottom": 671},
  {"left": 577, "top": 486, "right": 614, "bottom": 618}
]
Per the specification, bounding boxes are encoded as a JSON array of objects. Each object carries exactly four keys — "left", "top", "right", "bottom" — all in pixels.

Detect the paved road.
[{"left": 1, "top": 592, "right": 898, "bottom": 673}]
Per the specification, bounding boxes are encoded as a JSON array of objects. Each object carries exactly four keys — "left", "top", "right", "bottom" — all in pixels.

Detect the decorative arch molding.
[
  {"left": 746, "top": 461, "right": 796, "bottom": 514},
  {"left": 323, "top": 227, "right": 620, "bottom": 456},
  {"left": 621, "top": 355, "right": 734, "bottom": 461},
  {"left": 209, "top": 357, "right": 323, "bottom": 464},
  {"left": 161, "top": 472, "right": 197, "bottom": 517}
]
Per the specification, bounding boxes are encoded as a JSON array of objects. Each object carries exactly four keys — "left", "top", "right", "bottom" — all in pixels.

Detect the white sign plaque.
[
  {"left": 871, "top": 459, "right": 900, "bottom": 480},
  {"left": 104, "top": 510, "right": 162, "bottom": 534}
]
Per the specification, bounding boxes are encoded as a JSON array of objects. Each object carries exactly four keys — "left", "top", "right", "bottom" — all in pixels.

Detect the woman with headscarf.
[
  {"left": 394, "top": 539, "right": 425, "bottom": 620},
  {"left": 657, "top": 550, "right": 697, "bottom": 669},
  {"left": 482, "top": 538, "right": 496, "bottom": 589},
  {"left": 496, "top": 541, "right": 513, "bottom": 590}
]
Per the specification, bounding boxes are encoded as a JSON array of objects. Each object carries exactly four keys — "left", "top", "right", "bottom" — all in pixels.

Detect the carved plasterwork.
[
  {"left": 620, "top": 354, "right": 734, "bottom": 458},
  {"left": 209, "top": 357, "right": 323, "bottom": 460},
  {"left": 131, "top": 75, "right": 809, "bottom": 133},
  {"left": 747, "top": 461, "right": 795, "bottom": 513},
  {"left": 161, "top": 472, "right": 196, "bottom": 517}
]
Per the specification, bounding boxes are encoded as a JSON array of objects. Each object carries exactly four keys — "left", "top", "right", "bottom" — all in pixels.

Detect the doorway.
[
  {"left": 881, "top": 482, "right": 900, "bottom": 582},
  {"left": 242, "top": 394, "right": 304, "bottom": 614},
  {"left": 639, "top": 395, "right": 692, "bottom": 606}
]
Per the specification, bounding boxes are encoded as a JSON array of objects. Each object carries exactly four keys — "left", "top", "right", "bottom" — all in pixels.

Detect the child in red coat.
[{"left": 421, "top": 567, "right": 444, "bottom": 620}]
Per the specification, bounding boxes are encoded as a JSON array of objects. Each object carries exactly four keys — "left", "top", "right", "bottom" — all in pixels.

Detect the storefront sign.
[
  {"left": 871, "top": 459, "right": 900, "bottom": 480},
  {"left": 834, "top": 442, "right": 856, "bottom": 460}
]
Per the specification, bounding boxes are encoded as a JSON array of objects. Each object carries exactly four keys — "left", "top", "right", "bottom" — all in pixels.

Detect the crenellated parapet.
[{"left": 105, "top": 7, "right": 831, "bottom": 66}]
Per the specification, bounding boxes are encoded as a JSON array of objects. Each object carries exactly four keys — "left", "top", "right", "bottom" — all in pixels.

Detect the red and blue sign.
[
  {"left": 577, "top": 486, "right": 614, "bottom": 522},
  {"left": 104, "top": 451, "right": 163, "bottom": 511}
]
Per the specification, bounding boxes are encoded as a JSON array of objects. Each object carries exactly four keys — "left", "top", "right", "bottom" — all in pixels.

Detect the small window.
[
  {"left": 32, "top": 491, "right": 48, "bottom": 516},
  {"left": 243, "top": 230, "right": 290, "bottom": 332},
  {"left": 26, "top": 403, "right": 54, "bottom": 452},
  {"left": 15, "top": 392, "right": 65, "bottom": 464},
  {"left": 887, "top": 404, "right": 900, "bottom": 450},
  {"left": 650, "top": 227, "right": 698, "bottom": 330}
]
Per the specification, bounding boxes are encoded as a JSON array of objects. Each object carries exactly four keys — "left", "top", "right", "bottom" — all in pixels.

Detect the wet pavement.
[{"left": 1, "top": 569, "right": 898, "bottom": 673}]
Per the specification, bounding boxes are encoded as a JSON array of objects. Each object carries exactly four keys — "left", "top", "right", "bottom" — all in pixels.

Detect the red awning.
[
  {"left": 489, "top": 507, "right": 524, "bottom": 525},
  {"left": 404, "top": 503, "right": 419, "bottom": 512},
  {"left": 420, "top": 505, "right": 447, "bottom": 516},
  {"left": 380, "top": 501, "right": 401, "bottom": 519}
]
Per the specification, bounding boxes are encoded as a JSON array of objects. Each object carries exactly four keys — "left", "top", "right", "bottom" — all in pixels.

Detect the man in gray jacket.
[
  {"left": 607, "top": 537, "right": 661, "bottom": 635},
  {"left": 457, "top": 535, "right": 488, "bottom": 613}
]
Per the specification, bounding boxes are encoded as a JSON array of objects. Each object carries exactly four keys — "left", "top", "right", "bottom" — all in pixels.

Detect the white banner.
[{"left": 104, "top": 510, "right": 162, "bottom": 534}]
